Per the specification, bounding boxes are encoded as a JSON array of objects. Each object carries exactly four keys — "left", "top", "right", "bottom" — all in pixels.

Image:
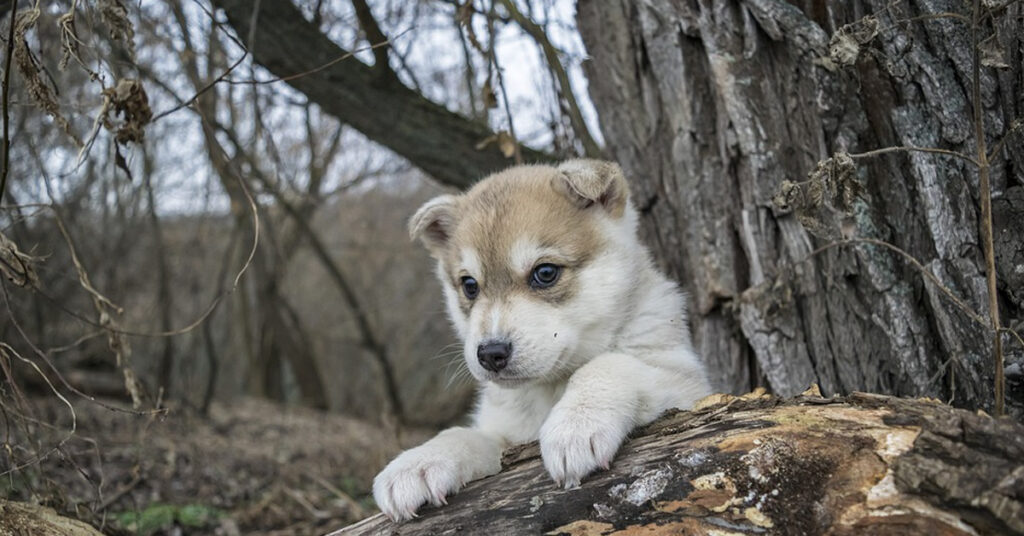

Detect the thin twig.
[
  {"left": 0, "top": 0, "right": 19, "bottom": 206},
  {"left": 1002, "top": 327, "right": 1024, "bottom": 352},
  {"left": 218, "top": 120, "right": 404, "bottom": 421},
  {"left": 284, "top": 488, "right": 329, "bottom": 519},
  {"left": 987, "top": 117, "right": 1022, "bottom": 161},
  {"left": 150, "top": 50, "right": 248, "bottom": 122},
  {"left": 0, "top": 341, "right": 76, "bottom": 477},
  {"left": 894, "top": 12, "right": 972, "bottom": 24},
  {"left": 804, "top": 238, "right": 988, "bottom": 328},
  {"left": 497, "top": 0, "right": 601, "bottom": 157},
  {"left": 45, "top": 330, "right": 104, "bottom": 356},
  {"left": 454, "top": 15, "right": 482, "bottom": 119},
  {"left": 971, "top": 0, "right": 1004, "bottom": 415},
  {"left": 487, "top": 2, "right": 521, "bottom": 163},
  {"left": 34, "top": 173, "right": 258, "bottom": 338},
  {"left": 246, "top": 0, "right": 262, "bottom": 49},
  {"left": 222, "top": 29, "right": 411, "bottom": 86},
  {"left": 52, "top": 214, "right": 123, "bottom": 314},
  {"left": 97, "top": 472, "right": 143, "bottom": 511},
  {"left": 2, "top": 281, "right": 161, "bottom": 415},
  {"left": 847, "top": 145, "right": 978, "bottom": 166},
  {"left": 306, "top": 470, "right": 367, "bottom": 519}
]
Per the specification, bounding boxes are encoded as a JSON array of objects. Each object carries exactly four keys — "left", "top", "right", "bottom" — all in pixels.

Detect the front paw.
[
  {"left": 539, "top": 407, "right": 630, "bottom": 489},
  {"left": 372, "top": 447, "right": 463, "bottom": 522}
]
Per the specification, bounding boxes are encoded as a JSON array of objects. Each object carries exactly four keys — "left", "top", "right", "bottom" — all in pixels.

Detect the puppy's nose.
[{"left": 477, "top": 341, "right": 512, "bottom": 372}]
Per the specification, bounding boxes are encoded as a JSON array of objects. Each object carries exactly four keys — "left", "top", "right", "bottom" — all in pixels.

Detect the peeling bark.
[
  {"left": 331, "top": 391, "right": 1024, "bottom": 535},
  {"left": 577, "top": 0, "right": 1023, "bottom": 414}
]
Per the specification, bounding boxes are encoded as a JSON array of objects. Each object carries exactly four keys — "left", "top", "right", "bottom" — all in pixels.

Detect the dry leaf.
[
  {"left": 772, "top": 152, "right": 862, "bottom": 240},
  {"left": 14, "top": 8, "right": 81, "bottom": 145},
  {"left": 496, "top": 131, "right": 517, "bottom": 158},
  {"left": 456, "top": 2, "right": 484, "bottom": 54},
  {"left": 475, "top": 131, "right": 518, "bottom": 159},
  {"left": 801, "top": 384, "right": 822, "bottom": 397},
  {"left": 0, "top": 231, "right": 41, "bottom": 288},
  {"left": 482, "top": 81, "right": 498, "bottom": 109},
  {"left": 97, "top": 0, "right": 137, "bottom": 61},
  {"left": 979, "top": 35, "right": 1009, "bottom": 69},
  {"left": 102, "top": 78, "right": 152, "bottom": 145},
  {"left": 827, "top": 16, "right": 879, "bottom": 68}
]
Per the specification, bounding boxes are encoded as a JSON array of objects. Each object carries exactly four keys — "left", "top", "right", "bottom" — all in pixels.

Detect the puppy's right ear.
[
  {"left": 409, "top": 194, "right": 459, "bottom": 254},
  {"left": 555, "top": 159, "right": 629, "bottom": 217}
]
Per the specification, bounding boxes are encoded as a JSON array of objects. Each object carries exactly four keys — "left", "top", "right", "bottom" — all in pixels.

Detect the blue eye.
[
  {"left": 461, "top": 276, "right": 479, "bottom": 299},
  {"left": 530, "top": 264, "right": 561, "bottom": 288}
]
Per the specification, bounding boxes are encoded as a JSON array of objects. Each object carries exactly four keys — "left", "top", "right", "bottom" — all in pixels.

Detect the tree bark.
[
  {"left": 0, "top": 501, "right": 104, "bottom": 536},
  {"left": 211, "top": 0, "right": 554, "bottom": 189},
  {"left": 331, "top": 391, "right": 1024, "bottom": 535},
  {"left": 577, "top": 0, "right": 1023, "bottom": 414}
]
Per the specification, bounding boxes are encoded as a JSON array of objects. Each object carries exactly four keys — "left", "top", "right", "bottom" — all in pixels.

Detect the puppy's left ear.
[
  {"left": 409, "top": 194, "right": 459, "bottom": 255},
  {"left": 554, "top": 159, "right": 629, "bottom": 217}
]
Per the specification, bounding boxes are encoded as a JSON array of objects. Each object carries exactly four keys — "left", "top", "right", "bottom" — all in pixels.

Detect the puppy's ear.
[
  {"left": 409, "top": 194, "right": 459, "bottom": 254},
  {"left": 554, "top": 159, "right": 629, "bottom": 217}
]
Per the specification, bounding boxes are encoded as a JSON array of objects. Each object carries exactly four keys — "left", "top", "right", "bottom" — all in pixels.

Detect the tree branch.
[
  {"left": 349, "top": 0, "right": 394, "bottom": 79},
  {"left": 211, "top": 0, "right": 554, "bottom": 188},
  {"left": 497, "top": 0, "right": 602, "bottom": 158}
]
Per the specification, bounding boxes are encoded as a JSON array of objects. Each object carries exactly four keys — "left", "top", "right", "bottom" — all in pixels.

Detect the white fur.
[
  {"left": 374, "top": 176, "right": 712, "bottom": 522},
  {"left": 459, "top": 247, "right": 482, "bottom": 280},
  {"left": 438, "top": 261, "right": 466, "bottom": 339},
  {"left": 509, "top": 237, "right": 559, "bottom": 274}
]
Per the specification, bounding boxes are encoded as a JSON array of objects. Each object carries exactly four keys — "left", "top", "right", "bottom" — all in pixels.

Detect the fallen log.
[
  {"left": 0, "top": 501, "right": 104, "bottom": 536},
  {"left": 331, "top": 388, "right": 1024, "bottom": 535}
]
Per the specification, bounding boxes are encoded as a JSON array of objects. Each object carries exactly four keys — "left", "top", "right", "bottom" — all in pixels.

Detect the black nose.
[{"left": 477, "top": 341, "right": 512, "bottom": 372}]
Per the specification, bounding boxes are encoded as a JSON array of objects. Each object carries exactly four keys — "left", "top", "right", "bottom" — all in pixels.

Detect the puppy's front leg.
[
  {"left": 372, "top": 427, "right": 502, "bottom": 521},
  {"left": 540, "top": 353, "right": 678, "bottom": 488}
]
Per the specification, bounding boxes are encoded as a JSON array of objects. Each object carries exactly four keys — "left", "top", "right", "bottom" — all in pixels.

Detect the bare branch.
[
  {"left": 0, "top": 0, "right": 18, "bottom": 206},
  {"left": 847, "top": 145, "right": 978, "bottom": 166},
  {"left": 350, "top": 0, "right": 394, "bottom": 78},
  {"left": 212, "top": 0, "right": 554, "bottom": 188},
  {"left": 970, "top": 0, "right": 1004, "bottom": 415},
  {"left": 497, "top": 0, "right": 602, "bottom": 158}
]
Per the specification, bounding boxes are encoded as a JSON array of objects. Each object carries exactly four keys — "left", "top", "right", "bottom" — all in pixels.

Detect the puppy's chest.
[{"left": 480, "top": 380, "right": 568, "bottom": 443}]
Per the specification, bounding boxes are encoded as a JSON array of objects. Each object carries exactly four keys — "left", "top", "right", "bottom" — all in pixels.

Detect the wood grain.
[{"left": 331, "top": 391, "right": 1024, "bottom": 535}]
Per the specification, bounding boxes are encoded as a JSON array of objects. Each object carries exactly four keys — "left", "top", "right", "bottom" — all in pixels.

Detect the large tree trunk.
[
  {"left": 577, "top": 0, "right": 1023, "bottom": 415},
  {"left": 331, "top": 391, "right": 1024, "bottom": 535}
]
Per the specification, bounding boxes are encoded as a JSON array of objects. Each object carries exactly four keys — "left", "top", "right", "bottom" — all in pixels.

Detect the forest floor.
[{"left": 2, "top": 397, "right": 431, "bottom": 535}]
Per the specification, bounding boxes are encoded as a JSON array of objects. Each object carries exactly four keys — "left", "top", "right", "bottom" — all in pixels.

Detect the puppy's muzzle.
[{"left": 477, "top": 341, "right": 512, "bottom": 372}]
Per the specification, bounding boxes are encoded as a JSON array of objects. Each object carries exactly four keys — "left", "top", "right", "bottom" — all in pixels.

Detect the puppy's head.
[{"left": 410, "top": 160, "right": 640, "bottom": 387}]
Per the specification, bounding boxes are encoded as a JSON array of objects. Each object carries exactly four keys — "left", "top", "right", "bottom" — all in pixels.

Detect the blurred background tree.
[{"left": 0, "top": 0, "right": 1020, "bottom": 534}]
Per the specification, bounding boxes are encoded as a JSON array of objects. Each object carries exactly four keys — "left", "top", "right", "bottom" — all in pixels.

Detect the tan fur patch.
[
  {"left": 555, "top": 159, "right": 628, "bottom": 217},
  {"left": 439, "top": 165, "right": 613, "bottom": 308}
]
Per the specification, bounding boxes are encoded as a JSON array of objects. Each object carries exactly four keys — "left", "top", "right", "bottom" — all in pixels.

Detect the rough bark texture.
[
  {"left": 577, "top": 0, "right": 1024, "bottom": 414},
  {"left": 212, "top": 0, "right": 553, "bottom": 189},
  {"left": 0, "top": 501, "right": 104, "bottom": 536},
  {"left": 331, "top": 391, "right": 1024, "bottom": 535}
]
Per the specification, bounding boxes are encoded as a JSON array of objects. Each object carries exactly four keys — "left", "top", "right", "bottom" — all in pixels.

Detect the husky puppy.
[{"left": 373, "top": 160, "right": 711, "bottom": 521}]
